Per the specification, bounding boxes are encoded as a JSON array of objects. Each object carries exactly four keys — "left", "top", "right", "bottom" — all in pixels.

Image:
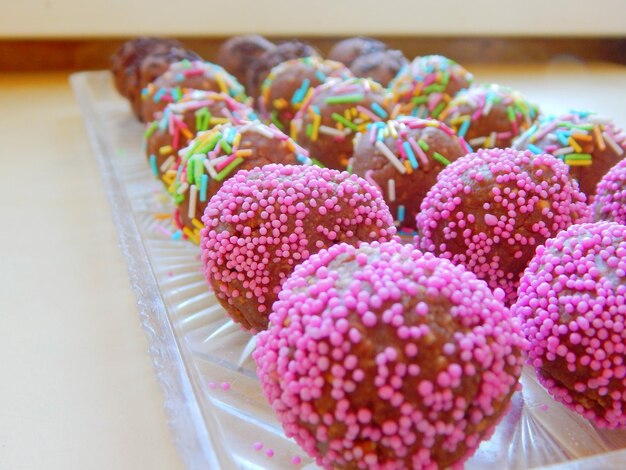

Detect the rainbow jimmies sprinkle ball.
[
  {"left": 259, "top": 56, "right": 353, "bottom": 132},
  {"left": 351, "top": 117, "right": 470, "bottom": 235},
  {"left": 416, "top": 148, "right": 589, "bottom": 305},
  {"left": 512, "top": 222, "right": 626, "bottom": 429},
  {"left": 141, "top": 60, "right": 248, "bottom": 123},
  {"left": 254, "top": 240, "right": 527, "bottom": 469},
  {"left": 514, "top": 110, "right": 626, "bottom": 197},
  {"left": 145, "top": 89, "right": 257, "bottom": 182},
  {"left": 592, "top": 158, "right": 626, "bottom": 224},
  {"left": 388, "top": 55, "right": 473, "bottom": 120},
  {"left": 291, "top": 77, "right": 391, "bottom": 170},
  {"left": 441, "top": 83, "right": 539, "bottom": 150},
  {"left": 200, "top": 164, "right": 396, "bottom": 332}
]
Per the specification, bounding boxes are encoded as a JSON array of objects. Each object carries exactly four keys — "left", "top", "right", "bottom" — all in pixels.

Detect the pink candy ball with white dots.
[
  {"left": 254, "top": 240, "right": 527, "bottom": 469},
  {"left": 592, "top": 158, "right": 626, "bottom": 225},
  {"left": 200, "top": 164, "right": 396, "bottom": 332},
  {"left": 513, "top": 222, "right": 626, "bottom": 429},
  {"left": 416, "top": 148, "right": 589, "bottom": 305}
]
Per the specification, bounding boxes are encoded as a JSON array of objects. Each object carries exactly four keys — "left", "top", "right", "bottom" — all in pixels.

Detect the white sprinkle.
[
  {"left": 250, "top": 122, "right": 274, "bottom": 138},
  {"left": 388, "top": 179, "right": 396, "bottom": 202},
  {"left": 469, "top": 136, "right": 487, "bottom": 146},
  {"left": 160, "top": 155, "right": 176, "bottom": 172},
  {"left": 188, "top": 184, "right": 198, "bottom": 218},
  {"left": 176, "top": 182, "right": 189, "bottom": 195},
  {"left": 489, "top": 131, "right": 497, "bottom": 147},
  {"left": 318, "top": 125, "right": 347, "bottom": 137},
  {"left": 603, "top": 131, "right": 624, "bottom": 156},
  {"left": 483, "top": 100, "right": 493, "bottom": 116},
  {"left": 551, "top": 146, "right": 575, "bottom": 156},
  {"left": 375, "top": 140, "right": 406, "bottom": 174},
  {"left": 587, "top": 115, "right": 612, "bottom": 125},
  {"left": 203, "top": 159, "right": 218, "bottom": 178}
]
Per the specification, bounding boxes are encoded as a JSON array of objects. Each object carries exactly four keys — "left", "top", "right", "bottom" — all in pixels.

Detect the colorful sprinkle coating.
[
  {"left": 512, "top": 222, "right": 626, "bottom": 428},
  {"left": 145, "top": 89, "right": 256, "bottom": 181},
  {"left": 352, "top": 117, "right": 471, "bottom": 234},
  {"left": 441, "top": 83, "right": 539, "bottom": 150},
  {"left": 254, "top": 240, "right": 527, "bottom": 469},
  {"left": 141, "top": 59, "right": 248, "bottom": 122},
  {"left": 513, "top": 110, "right": 626, "bottom": 197},
  {"left": 291, "top": 77, "right": 391, "bottom": 170},
  {"left": 416, "top": 148, "right": 590, "bottom": 305},
  {"left": 260, "top": 56, "right": 353, "bottom": 131},
  {"left": 592, "top": 158, "right": 626, "bottom": 224},
  {"left": 172, "top": 122, "right": 310, "bottom": 243},
  {"left": 200, "top": 164, "right": 396, "bottom": 331},
  {"left": 388, "top": 55, "right": 474, "bottom": 119}
]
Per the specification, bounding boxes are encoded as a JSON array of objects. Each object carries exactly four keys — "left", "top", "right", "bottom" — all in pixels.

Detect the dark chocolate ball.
[
  {"left": 215, "top": 35, "right": 276, "bottom": 86},
  {"left": 246, "top": 40, "right": 321, "bottom": 99},
  {"left": 349, "top": 49, "right": 408, "bottom": 87},
  {"left": 328, "top": 36, "right": 388, "bottom": 67}
]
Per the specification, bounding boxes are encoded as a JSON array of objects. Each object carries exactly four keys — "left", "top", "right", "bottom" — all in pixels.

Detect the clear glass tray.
[{"left": 71, "top": 70, "right": 626, "bottom": 470}]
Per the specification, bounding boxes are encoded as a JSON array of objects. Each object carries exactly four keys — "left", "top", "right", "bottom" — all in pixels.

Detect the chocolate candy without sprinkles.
[
  {"left": 216, "top": 35, "right": 276, "bottom": 86},
  {"left": 255, "top": 240, "right": 526, "bottom": 469},
  {"left": 200, "top": 164, "right": 396, "bottom": 332}
]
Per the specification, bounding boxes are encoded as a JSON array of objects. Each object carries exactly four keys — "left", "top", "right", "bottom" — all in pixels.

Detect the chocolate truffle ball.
[
  {"left": 351, "top": 117, "right": 470, "bottom": 235},
  {"left": 513, "top": 110, "right": 626, "bottom": 197},
  {"left": 200, "top": 164, "right": 396, "bottom": 331},
  {"left": 442, "top": 83, "right": 539, "bottom": 150},
  {"left": 215, "top": 34, "right": 276, "bottom": 85},
  {"left": 172, "top": 122, "right": 310, "bottom": 244},
  {"left": 592, "top": 158, "right": 626, "bottom": 224},
  {"left": 388, "top": 55, "right": 473, "bottom": 120},
  {"left": 416, "top": 148, "right": 590, "bottom": 305},
  {"left": 327, "top": 36, "right": 388, "bottom": 67},
  {"left": 145, "top": 90, "right": 257, "bottom": 182},
  {"left": 291, "top": 77, "right": 391, "bottom": 170},
  {"left": 512, "top": 222, "right": 626, "bottom": 429},
  {"left": 255, "top": 240, "right": 527, "bottom": 469},
  {"left": 349, "top": 49, "right": 408, "bottom": 87},
  {"left": 246, "top": 40, "right": 321, "bottom": 99},
  {"left": 260, "top": 56, "right": 353, "bottom": 132},
  {"left": 110, "top": 36, "right": 182, "bottom": 98},
  {"left": 141, "top": 60, "right": 248, "bottom": 123}
]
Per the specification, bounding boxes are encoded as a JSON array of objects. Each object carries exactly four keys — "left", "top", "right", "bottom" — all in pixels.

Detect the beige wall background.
[{"left": 2, "top": 0, "right": 625, "bottom": 38}]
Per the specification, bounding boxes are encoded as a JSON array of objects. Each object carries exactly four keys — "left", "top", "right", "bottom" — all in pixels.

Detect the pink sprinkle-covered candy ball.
[
  {"left": 255, "top": 240, "right": 527, "bottom": 469},
  {"left": 592, "top": 158, "right": 626, "bottom": 224},
  {"left": 512, "top": 222, "right": 626, "bottom": 429},
  {"left": 416, "top": 148, "right": 589, "bottom": 305},
  {"left": 200, "top": 164, "right": 396, "bottom": 332}
]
